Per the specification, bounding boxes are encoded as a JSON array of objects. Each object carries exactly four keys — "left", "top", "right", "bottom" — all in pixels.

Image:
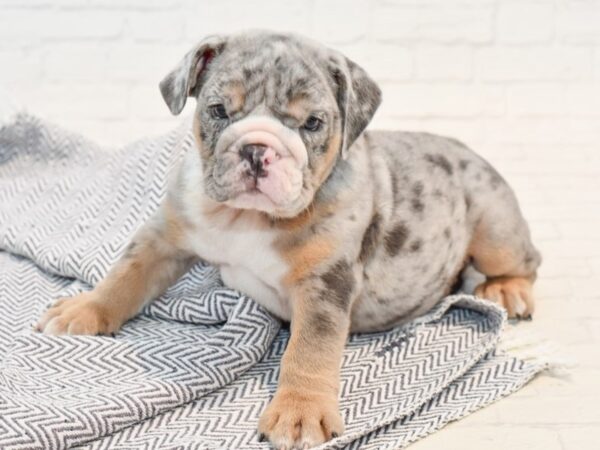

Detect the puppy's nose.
[{"left": 240, "top": 144, "right": 268, "bottom": 178}]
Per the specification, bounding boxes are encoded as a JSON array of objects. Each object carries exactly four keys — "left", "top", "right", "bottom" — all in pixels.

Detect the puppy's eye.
[
  {"left": 209, "top": 104, "right": 228, "bottom": 120},
  {"left": 302, "top": 115, "right": 322, "bottom": 132}
]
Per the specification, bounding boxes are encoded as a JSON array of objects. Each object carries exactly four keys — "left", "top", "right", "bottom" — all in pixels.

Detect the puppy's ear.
[
  {"left": 329, "top": 56, "right": 382, "bottom": 158},
  {"left": 159, "top": 35, "right": 227, "bottom": 115}
]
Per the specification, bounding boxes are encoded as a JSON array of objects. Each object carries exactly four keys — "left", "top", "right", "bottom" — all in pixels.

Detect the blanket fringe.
[{"left": 499, "top": 324, "right": 575, "bottom": 376}]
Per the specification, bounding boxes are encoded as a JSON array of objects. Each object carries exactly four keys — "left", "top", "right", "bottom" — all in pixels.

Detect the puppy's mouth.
[
  {"left": 214, "top": 116, "right": 307, "bottom": 212},
  {"left": 235, "top": 142, "right": 301, "bottom": 208}
]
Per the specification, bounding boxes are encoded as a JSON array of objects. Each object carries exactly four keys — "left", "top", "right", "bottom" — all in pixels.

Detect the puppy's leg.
[
  {"left": 468, "top": 186, "right": 541, "bottom": 319},
  {"left": 258, "top": 264, "right": 355, "bottom": 448},
  {"left": 37, "top": 202, "right": 196, "bottom": 335}
]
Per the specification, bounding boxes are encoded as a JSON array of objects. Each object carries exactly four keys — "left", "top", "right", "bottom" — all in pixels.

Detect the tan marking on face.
[
  {"left": 286, "top": 94, "right": 311, "bottom": 122},
  {"left": 314, "top": 130, "right": 342, "bottom": 186},
  {"left": 224, "top": 81, "right": 246, "bottom": 113}
]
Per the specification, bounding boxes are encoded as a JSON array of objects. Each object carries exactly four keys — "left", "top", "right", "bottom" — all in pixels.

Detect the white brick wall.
[
  {"left": 2, "top": 4, "right": 600, "bottom": 449},
  {"left": 0, "top": 0, "right": 599, "bottom": 151}
]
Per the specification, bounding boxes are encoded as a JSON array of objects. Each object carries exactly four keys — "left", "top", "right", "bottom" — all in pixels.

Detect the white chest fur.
[
  {"left": 176, "top": 152, "right": 292, "bottom": 320},
  {"left": 188, "top": 211, "right": 291, "bottom": 320}
]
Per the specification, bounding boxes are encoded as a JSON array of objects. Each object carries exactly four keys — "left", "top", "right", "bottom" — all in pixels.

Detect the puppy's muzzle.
[
  {"left": 215, "top": 115, "right": 308, "bottom": 212},
  {"left": 216, "top": 115, "right": 308, "bottom": 168},
  {"left": 240, "top": 144, "right": 269, "bottom": 179}
]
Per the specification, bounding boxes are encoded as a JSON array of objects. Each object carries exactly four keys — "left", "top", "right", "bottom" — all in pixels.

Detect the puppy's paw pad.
[
  {"left": 258, "top": 389, "right": 343, "bottom": 449},
  {"left": 475, "top": 276, "right": 534, "bottom": 319}
]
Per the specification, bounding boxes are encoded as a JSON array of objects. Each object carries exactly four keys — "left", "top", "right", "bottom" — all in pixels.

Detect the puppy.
[{"left": 37, "top": 31, "right": 541, "bottom": 449}]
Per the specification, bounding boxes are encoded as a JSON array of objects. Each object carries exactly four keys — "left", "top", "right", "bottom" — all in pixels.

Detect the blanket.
[{"left": 0, "top": 113, "right": 547, "bottom": 449}]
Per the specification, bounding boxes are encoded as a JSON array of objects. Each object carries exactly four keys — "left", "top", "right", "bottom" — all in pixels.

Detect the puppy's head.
[{"left": 160, "top": 31, "right": 381, "bottom": 218}]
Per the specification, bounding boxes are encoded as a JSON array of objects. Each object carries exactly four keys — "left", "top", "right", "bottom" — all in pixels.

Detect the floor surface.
[{"left": 411, "top": 143, "right": 600, "bottom": 449}]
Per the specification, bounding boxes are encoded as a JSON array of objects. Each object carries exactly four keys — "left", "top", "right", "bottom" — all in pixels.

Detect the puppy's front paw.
[
  {"left": 258, "top": 388, "right": 343, "bottom": 449},
  {"left": 36, "top": 292, "right": 118, "bottom": 336},
  {"left": 475, "top": 276, "right": 534, "bottom": 319}
]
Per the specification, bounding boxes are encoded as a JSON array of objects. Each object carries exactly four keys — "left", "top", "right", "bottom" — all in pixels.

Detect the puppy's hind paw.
[{"left": 475, "top": 276, "right": 535, "bottom": 320}]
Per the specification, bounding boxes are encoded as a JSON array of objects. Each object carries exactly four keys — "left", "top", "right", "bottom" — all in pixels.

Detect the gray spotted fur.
[{"left": 160, "top": 30, "right": 541, "bottom": 332}]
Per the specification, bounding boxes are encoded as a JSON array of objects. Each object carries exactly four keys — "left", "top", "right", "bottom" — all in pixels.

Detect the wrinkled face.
[
  {"left": 160, "top": 32, "right": 381, "bottom": 218},
  {"left": 192, "top": 38, "right": 343, "bottom": 218}
]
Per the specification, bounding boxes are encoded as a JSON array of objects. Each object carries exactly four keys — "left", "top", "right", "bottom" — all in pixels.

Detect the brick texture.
[
  {"left": 1, "top": 1, "right": 600, "bottom": 449},
  {"left": 1, "top": 0, "right": 599, "bottom": 149}
]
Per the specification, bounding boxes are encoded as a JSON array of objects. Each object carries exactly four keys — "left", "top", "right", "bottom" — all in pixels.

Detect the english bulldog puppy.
[{"left": 37, "top": 31, "right": 541, "bottom": 449}]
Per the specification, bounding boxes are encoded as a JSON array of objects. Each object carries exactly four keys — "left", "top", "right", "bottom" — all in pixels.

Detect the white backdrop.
[
  {"left": 2, "top": 4, "right": 600, "bottom": 449},
  {"left": 1, "top": 0, "right": 599, "bottom": 153}
]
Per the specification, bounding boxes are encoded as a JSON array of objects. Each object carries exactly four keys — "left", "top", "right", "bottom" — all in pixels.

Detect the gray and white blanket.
[{"left": 0, "top": 114, "right": 546, "bottom": 449}]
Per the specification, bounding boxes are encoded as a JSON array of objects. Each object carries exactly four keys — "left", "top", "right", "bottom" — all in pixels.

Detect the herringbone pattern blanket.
[{"left": 0, "top": 114, "right": 545, "bottom": 449}]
